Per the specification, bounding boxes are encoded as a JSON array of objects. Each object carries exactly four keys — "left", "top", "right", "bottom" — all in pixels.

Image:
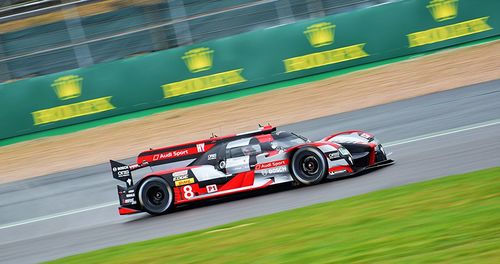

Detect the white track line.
[
  {"left": 385, "top": 118, "right": 500, "bottom": 147},
  {"left": 0, "top": 201, "right": 117, "bottom": 230},
  {"left": 1, "top": 118, "right": 499, "bottom": 231}
]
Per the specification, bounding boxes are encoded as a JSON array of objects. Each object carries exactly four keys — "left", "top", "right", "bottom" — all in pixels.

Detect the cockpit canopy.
[{"left": 191, "top": 131, "right": 308, "bottom": 165}]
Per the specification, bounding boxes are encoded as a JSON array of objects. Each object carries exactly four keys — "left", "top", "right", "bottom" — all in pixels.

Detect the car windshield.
[
  {"left": 229, "top": 144, "right": 262, "bottom": 158},
  {"left": 272, "top": 131, "right": 308, "bottom": 149}
]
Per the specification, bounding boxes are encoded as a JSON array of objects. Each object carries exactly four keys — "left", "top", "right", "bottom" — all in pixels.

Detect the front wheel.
[
  {"left": 138, "top": 177, "right": 173, "bottom": 215},
  {"left": 290, "top": 147, "right": 327, "bottom": 185}
]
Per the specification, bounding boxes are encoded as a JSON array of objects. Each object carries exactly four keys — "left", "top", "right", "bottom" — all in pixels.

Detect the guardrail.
[{"left": 0, "top": 0, "right": 498, "bottom": 139}]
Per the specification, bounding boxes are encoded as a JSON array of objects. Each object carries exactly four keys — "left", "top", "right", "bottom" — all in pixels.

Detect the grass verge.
[{"left": 48, "top": 167, "right": 500, "bottom": 263}]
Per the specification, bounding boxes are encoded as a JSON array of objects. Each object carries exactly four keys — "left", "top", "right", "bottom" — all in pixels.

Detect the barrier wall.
[{"left": 0, "top": 0, "right": 498, "bottom": 139}]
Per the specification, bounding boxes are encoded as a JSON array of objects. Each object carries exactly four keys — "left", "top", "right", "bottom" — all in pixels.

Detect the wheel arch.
[
  {"left": 288, "top": 145, "right": 328, "bottom": 185},
  {"left": 136, "top": 173, "right": 174, "bottom": 190},
  {"left": 136, "top": 175, "right": 175, "bottom": 215}
]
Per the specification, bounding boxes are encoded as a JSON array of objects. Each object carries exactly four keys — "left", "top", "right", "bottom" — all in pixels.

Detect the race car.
[{"left": 110, "top": 125, "right": 393, "bottom": 215}]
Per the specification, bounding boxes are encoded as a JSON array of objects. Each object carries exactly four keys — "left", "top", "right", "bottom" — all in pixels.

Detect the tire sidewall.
[
  {"left": 290, "top": 147, "right": 327, "bottom": 185},
  {"left": 138, "top": 177, "right": 173, "bottom": 215}
]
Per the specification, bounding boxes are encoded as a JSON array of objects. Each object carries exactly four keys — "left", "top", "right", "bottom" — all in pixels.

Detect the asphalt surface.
[{"left": 1, "top": 79, "right": 500, "bottom": 263}]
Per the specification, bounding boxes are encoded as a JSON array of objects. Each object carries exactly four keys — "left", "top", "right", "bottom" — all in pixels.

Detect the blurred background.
[
  {"left": 1, "top": 1, "right": 499, "bottom": 263},
  {"left": 0, "top": 0, "right": 389, "bottom": 83}
]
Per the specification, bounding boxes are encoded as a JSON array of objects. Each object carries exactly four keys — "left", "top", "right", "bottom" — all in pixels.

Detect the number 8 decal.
[{"left": 183, "top": 185, "right": 194, "bottom": 199}]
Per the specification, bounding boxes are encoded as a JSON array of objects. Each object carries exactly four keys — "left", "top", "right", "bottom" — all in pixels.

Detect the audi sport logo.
[
  {"left": 152, "top": 149, "right": 190, "bottom": 161},
  {"left": 255, "top": 160, "right": 288, "bottom": 170}
]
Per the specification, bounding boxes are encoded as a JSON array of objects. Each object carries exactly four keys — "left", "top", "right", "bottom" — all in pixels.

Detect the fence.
[{"left": 0, "top": 0, "right": 387, "bottom": 82}]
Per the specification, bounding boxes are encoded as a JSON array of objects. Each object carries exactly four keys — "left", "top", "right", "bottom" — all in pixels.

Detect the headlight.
[{"left": 338, "top": 147, "right": 350, "bottom": 156}]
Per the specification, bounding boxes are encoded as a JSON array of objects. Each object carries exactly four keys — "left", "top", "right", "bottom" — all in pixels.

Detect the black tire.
[
  {"left": 138, "top": 177, "right": 173, "bottom": 215},
  {"left": 290, "top": 147, "right": 327, "bottom": 185}
]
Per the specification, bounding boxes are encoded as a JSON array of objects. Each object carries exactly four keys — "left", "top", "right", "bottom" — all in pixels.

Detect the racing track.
[{"left": 1, "top": 79, "right": 500, "bottom": 263}]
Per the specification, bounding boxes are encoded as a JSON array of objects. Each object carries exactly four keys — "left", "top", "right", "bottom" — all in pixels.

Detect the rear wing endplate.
[{"left": 110, "top": 160, "right": 148, "bottom": 187}]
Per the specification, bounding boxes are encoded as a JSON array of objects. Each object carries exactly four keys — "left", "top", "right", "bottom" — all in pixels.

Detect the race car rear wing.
[
  {"left": 110, "top": 159, "right": 148, "bottom": 187},
  {"left": 110, "top": 159, "right": 144, "bottom": 214},
  {"left": 136, "top": 125, "right": 276, "bottom": 166}
]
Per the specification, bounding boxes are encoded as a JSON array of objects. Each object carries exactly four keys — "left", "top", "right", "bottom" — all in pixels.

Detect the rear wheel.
[
  {"left": 138, "top": 177, "right": 173, "bottom": 215},
  {"left": 290, "top": 147, "right": 327, "bottom": 185}
]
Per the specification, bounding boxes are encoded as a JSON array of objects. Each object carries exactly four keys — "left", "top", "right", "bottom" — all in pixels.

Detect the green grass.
[{"left": 49, "top": 167, "right": 500, "bottom": 263}]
